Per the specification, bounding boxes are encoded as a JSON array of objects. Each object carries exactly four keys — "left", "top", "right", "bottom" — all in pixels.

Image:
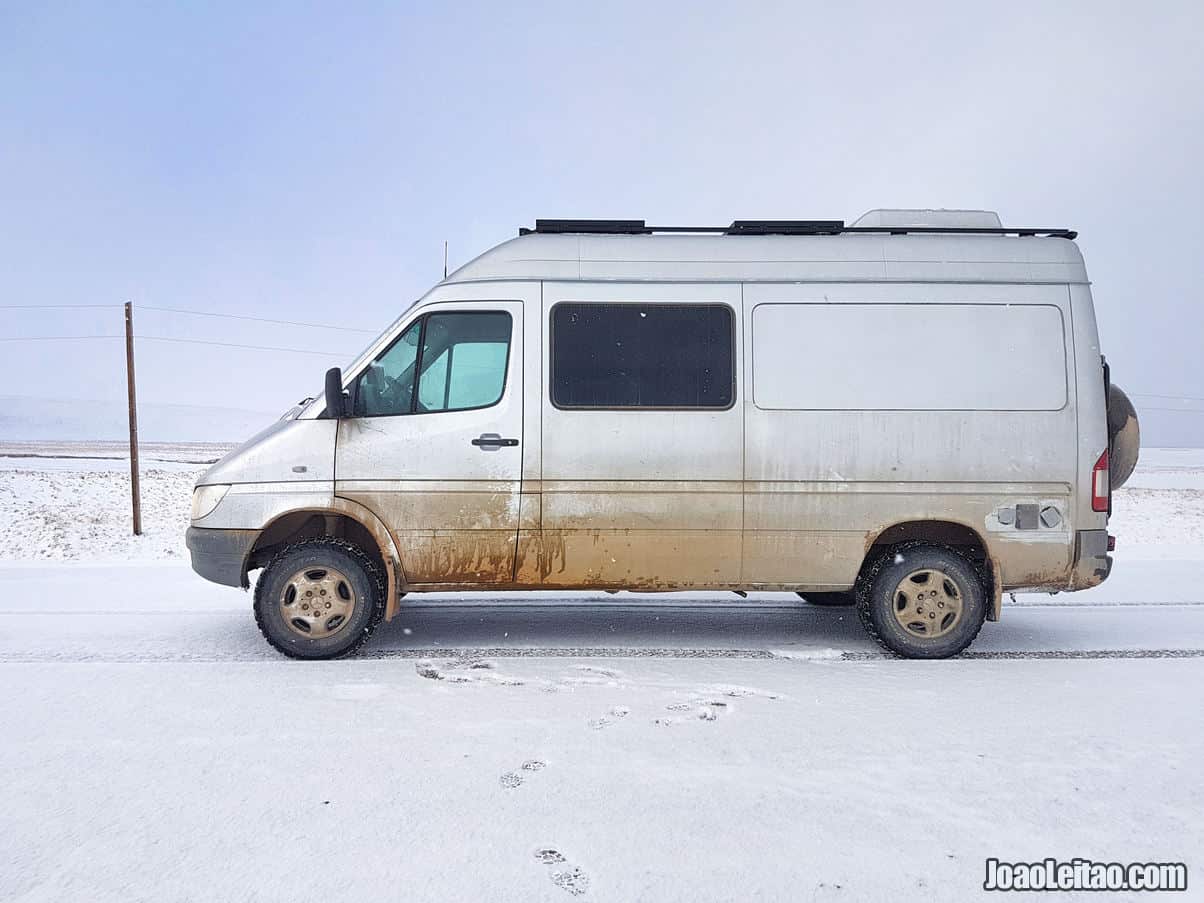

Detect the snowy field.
[{"left": 1, "top": 444, "right": 1202, "bottom": 901}]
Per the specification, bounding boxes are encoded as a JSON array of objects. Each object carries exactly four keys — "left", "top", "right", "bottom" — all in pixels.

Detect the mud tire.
[
  {"left": 856, "top": 543, "right": 988, "bottom": 659},
  {"left": 253, "top": 538, "right": 384, "bottom": 660}
]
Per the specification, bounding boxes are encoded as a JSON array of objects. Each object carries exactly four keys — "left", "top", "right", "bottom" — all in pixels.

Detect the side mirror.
[{"left": 324, "top": 367, "right": 347, "bottom": 419}]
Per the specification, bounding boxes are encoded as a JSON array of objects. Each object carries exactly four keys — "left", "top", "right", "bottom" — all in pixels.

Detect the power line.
[
  {"left": 1132, "top": 392, "right": 1204, "bottom": 403},
  {"left": 1138, "top": 406, "right": 1204, "bottom": 414},
  {"left": 2, "top": 302, "right": 376, "bottom": 334},
  {"left": 137, "top": 304, "right": 376, "bottom": 334},
  {"left": 0, "top": 334, "right": 350, "bottom": 356},
  {"left": 141, "top": 336, "right": 348, "bottom": 356},
  {"left": 0, "top": 335, "right": 119, "bottom": 340},
  {"left": 0, "top": 304, "right": 117, "bottom": 310}
]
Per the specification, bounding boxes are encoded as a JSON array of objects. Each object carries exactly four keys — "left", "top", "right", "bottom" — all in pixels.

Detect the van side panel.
[
  {"left": 741, "top": 282, "right": 1078, "bottom": 590},
  {"left": 518, "top": 281, "right": 744, "bottom": 587}
]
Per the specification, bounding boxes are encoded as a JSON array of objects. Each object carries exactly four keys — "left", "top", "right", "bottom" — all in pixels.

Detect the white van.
[{"left": 186, "top": 209, "right": 1140, "bottom": 660}]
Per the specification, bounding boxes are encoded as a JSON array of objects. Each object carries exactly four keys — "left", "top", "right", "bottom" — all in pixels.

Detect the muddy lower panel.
[
  {"left": 342, "top": 479, "right": 1079, "bottom": 593},
  {"left": 337, "top": 481, "right": 520, "bottom": 584},
  {"left": 514, "top": 480, "right": 742, "bottom": 587}
]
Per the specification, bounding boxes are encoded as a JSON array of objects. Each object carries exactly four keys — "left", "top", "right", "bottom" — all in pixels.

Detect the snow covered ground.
[{"left": 1, "top": 446, "right": 1202, "bottom": 900}]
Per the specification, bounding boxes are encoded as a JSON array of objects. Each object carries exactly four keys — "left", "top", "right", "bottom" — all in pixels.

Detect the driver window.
[
  {"left": 353, "top": 311, "right": 511, "bottom": 417},
  {"left": 416, "top": 312, "right": 511, "bottom": 412}
]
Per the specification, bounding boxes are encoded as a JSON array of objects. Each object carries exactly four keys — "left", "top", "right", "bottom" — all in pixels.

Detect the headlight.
[{"left": 191, "top": 484, "right": 230, "bottom": 521}]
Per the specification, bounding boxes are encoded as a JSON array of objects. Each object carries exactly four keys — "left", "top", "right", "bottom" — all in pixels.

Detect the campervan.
[{"left": 187, "top": 210, "right": 1139, "bottom": 659}]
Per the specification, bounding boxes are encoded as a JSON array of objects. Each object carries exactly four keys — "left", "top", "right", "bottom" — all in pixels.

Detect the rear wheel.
[
  {"left": 857, "top": 544, "right": 987, "bottom": 659},
  {"left": 253, "top": 538, "right": 383, "bottom": 659}
]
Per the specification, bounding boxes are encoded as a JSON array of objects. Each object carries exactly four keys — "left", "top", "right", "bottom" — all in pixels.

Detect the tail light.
[{"left": 1091, "top": 449, "right": 1110, "bottom": 513}]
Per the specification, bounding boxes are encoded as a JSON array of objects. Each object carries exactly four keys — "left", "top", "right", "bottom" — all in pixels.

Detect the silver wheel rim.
[
  {"left": 891, "top": 568, "right": 964, "bottom": 639},
  {"left": 279, "top": 566, "right": 356, "bottom": 639}
]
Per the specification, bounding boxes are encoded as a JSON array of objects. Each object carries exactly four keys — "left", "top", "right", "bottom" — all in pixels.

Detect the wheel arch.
[
  {"left": 860, "top": 518, "right": 1002, "bottom": 621},
  {"left": 246, "top": 500, "right": 405, "bottom": 620}
]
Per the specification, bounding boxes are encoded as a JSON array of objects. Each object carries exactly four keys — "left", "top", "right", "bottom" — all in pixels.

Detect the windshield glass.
[{"left": 300, "top": 298, "right": 422, "bottom": 417}]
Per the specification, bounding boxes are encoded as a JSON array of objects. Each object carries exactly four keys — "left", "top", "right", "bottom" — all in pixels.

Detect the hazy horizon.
[{"left": 3, "top": 1, "right": 1203, "bottom": 444}]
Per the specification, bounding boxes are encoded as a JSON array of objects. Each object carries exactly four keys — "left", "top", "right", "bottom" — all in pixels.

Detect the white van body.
[{"left": 187, "top": 210, "right": 1123, "bottom": 658}]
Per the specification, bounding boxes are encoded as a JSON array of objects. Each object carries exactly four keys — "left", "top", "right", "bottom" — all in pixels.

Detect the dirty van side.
[
  {"left": 186, "top": 210, "right": 1135, "bottom": 660},
  {"left": 527, "top": 287, "right": 744, "bottom": 589}
]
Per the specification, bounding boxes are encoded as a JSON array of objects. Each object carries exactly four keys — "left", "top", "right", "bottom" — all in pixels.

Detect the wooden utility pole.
[{"left": 124, "top": 301, "right": 142, "bottom": 535}]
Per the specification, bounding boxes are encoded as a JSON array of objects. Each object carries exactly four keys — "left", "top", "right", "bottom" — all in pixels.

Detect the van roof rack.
[{"left": 519, "top": 219, "right": 1078, "bottom": 239}]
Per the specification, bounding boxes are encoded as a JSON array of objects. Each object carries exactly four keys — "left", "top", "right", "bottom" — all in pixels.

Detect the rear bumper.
[
  {"left": 186, "top": 526, "right": 258, "bottom": 588},
  {"left": 1068, "top": 528, "right": 1112, "bottom": 590}
]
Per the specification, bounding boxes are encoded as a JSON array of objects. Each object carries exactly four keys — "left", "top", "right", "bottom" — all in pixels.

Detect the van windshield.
[
  {"left": 343, "top": 300, "right": 421, "bottom": 376},
  {"left": 301, "top": 301, "right": 423, "bottom": 416}
]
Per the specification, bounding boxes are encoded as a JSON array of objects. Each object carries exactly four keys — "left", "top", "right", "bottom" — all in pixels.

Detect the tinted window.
[
  {"left": 353, "top": 311, "right": 511, "bottom": 416},
  {"left": 551, "top": 303, "right": 733, "bottom": 408}
]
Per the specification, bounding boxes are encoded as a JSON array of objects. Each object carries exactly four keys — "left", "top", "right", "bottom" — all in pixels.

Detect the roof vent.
[{"left": 850, "top": 209, "right": 1003, "bottom": 230}]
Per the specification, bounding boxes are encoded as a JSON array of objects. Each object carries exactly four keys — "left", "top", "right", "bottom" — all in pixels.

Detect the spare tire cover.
[{"left": 1108, "top": 384, "right": 1140, "bottom": 489}]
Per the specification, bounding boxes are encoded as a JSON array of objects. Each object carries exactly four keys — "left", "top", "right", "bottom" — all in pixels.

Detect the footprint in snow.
[
  {"left": 587, "top": 705, "right": 630, "bottom": 730},
  {"left": 559, "top": 665, "right": 623, "bottom": 689},
  {"left": 533, "top": 848, "right": 590, "bottom": 896},
  {"left": 500, "top": 759, "right": 547, "bottom": 788},
  {"left": 552, "top": 867, "right": 591, "bottom": 897},
  {"left": 415, "top": 662, "right": 444, "bottom": 680},
  {"left": 712, "top": 685, "right": 781, "bottom": 700},
  {"left": 568, "top": 664, "right": 621, "bottom": 679},
  {"left": 416, "top": 659, "right": 524, "bottom": 686},
  {"left": 573, "top": 665, "right": 621, "bottom": 678},
  {"left": 658, "top": 699, "right": 729, "bottom": 725}
]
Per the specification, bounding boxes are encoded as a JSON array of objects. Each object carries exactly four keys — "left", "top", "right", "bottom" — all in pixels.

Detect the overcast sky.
[{"left": 2, "top": 1, "right": 1202, "bottom": 443}]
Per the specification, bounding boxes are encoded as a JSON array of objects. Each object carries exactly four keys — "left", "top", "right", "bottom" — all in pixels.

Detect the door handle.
[{"left": 471, "top": 433, "right": 519, "bottom": 449}]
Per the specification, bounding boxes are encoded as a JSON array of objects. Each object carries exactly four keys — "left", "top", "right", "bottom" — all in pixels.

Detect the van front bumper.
[{"left": 186, "top": 526, "right": 258, "bottom": 588}]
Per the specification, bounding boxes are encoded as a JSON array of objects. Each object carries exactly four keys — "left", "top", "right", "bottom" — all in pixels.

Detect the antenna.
[{"left": 443, "top": 240, "right": 448, "bottom": 279}]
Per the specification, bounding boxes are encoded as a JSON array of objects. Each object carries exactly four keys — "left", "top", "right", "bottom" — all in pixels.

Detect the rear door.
[{"left": 335, "top": 298, "right": 524, "bottom": 584}]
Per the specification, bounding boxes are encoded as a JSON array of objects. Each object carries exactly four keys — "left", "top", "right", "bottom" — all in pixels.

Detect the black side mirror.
[{"left": 324, "top": 367, "right": 347, "bottom": 418}]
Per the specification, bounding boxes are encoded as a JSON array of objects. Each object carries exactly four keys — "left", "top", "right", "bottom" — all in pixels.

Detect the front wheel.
[
  {"left": 253, "top": 538, "right": 384, "bottom": 659},
  {"left": 857, "top": 544, "right": 988, "bottom": 659}
]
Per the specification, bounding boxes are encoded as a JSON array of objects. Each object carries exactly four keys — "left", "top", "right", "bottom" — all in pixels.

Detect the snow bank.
[{"left": 0, "top": 466, "right": 199, "bottom": 560}]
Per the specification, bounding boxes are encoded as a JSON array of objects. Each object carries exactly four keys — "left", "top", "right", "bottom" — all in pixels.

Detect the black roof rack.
[
  {"left": 728, "top": 220, "right": 845, "bottom": 235},
  {"left": 519, "top": 219, "right": 1077, "bottom": 239},
  {"left": 527, "top": 219, "right": 650, "bottom": 235}
]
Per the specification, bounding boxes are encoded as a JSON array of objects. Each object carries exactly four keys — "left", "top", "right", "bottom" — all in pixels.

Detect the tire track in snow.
[
  {"left": 841, "top": 648, "right": 1204, "bottom": 661},
  {"left": 4, "top": 647, "right": 1204, "bottom": 664}
]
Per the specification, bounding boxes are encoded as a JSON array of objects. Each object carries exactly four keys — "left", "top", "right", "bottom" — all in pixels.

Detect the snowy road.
[
  {"left": 2, "top": 560, "right": 1203, "bottom": 663},
  {"left": 3, "top": 561, "right": 1204, "bottom": 901},
  {"left": 2, "top": 449, "right": 1203, "bottom": 901}
]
